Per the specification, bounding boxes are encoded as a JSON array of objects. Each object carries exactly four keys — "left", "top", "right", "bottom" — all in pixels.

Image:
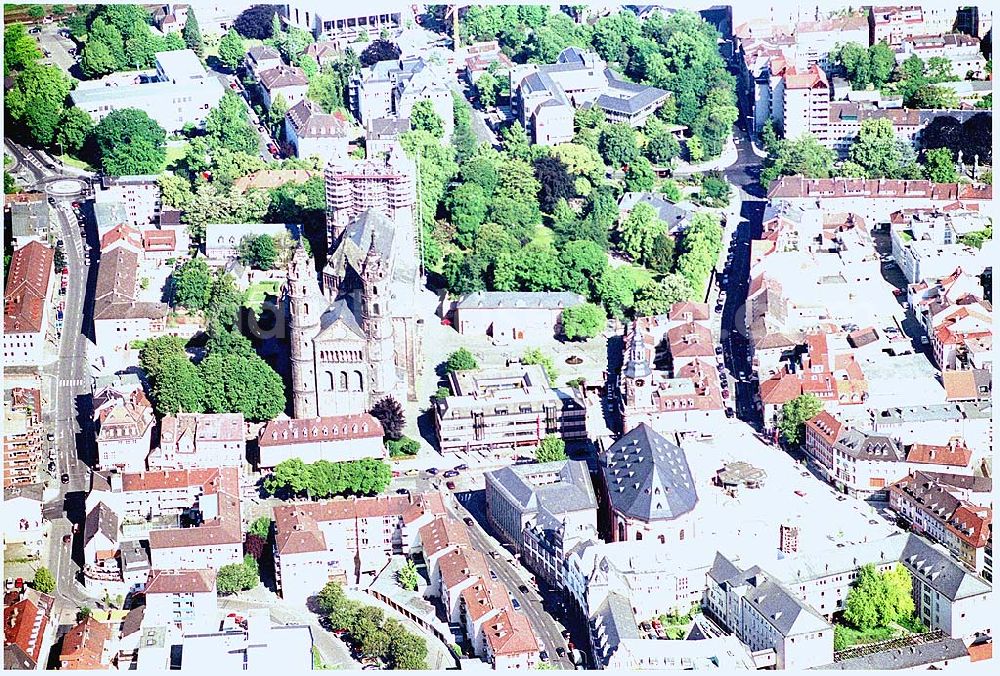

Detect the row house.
[
  {"left": 930, "top": 302, "right": 992, "bottom": 371},
  {"left": 83, "top": 501, "right": 121, "bottom": 580},
  {"left": 766, "top": 177, "right": 991, "bottom": 224},
  {"left": 244, "top": 45, "right": 283, "bottom": 81},
  {"left": 59, "top": 616, "right": 114, "bottom": 670},
  {"left": 94, "top": 386, "right": 155, "bottom": 472},
  {"left": 759, "top": 333, "right": 868, "bottom": 427},
  {"left": 2, "top": 586, "right": 56, "bottom": 670},
  {"left": 620, "top": 304, "right": 725, "bottom": 436},
  {"left": 144, "top": 569, "right": 217, "bottom": 633},
  {"left": 890, "top": 207, "right": 990, "bottom": 284},
  {"left": 148, "top": 491, "right": 243, "bottom": 571},
  {"left": 3, "top": 388, "right": 43, "bottom": 488},
  {"left": 907, "top": 266, "right": 985, "bottom": 328},
  {"left": 257, "top": 413, "right": 385, "bottom": 469},
  {"left": 3, "top": 241, "right": 55, "bottom": 368},
  {"left": 417, "top": 516, "right": 474, "bottom": 603},
  {"left": 804, "top": 412, "right": 977, "bottom": 498},
  {"left": 434, "top": 364, "right": 587, "bottom": 454},
  {"left": 272, "top": 493, "right": 444, "bottom": 605},
  {"left": 146, "top": 413, "right": 246, "bottom": 471},
  {"left": 88, "top": 467, "right": 237, "bottom": 522},
  {"left": 869, "top": 5, "right": 956, "bottom": 45},
  {"left": 93, "top": 244, "right": 168, "bottom": 357},
  {"left": 894, "top": 33, "right": 987, "bottom": 79},
  {"left": 889, "top": 470, "right": 992, "bottom": 577}
]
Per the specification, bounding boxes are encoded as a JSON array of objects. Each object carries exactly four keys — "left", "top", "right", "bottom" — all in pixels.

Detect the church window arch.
[
  {"left": 303, "top": 302, "right": 309, "bottom": 315},
  {"left": 635, "top": 531, "right": 643, "bottom": 541},
  {"left": 353, "top": 370, "right": 364, "bottom": 391},
  {"left": 339, "top": 371, "right": 348, "bottom": 390},
  {"left": 373, "top": 303, "right": 380, "bottom": 315},
  {"left": 326, "top": 372, "right": 335, "bottom": 391},
  {"left": 618, "top": 522, "right": 626, "bottom": 542}
]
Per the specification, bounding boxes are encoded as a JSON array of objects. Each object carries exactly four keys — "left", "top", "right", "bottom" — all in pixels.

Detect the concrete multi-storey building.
[
  {"left": 95, "top": 176, "right": 161, "bottom": 227},
  {"left": 3, "top": 241, "right": 54, "bottom": 368},
  {"left": 3, "top": 388, "right": 43, "bottom": 488},
  {"left": 827, "top": 103, "right": 923, "bottom": 156},
  {"left": 256, "top": 413, "right": 386, "bottom": 469},
  {"left": 868, "top": 5, "right": 953, "bottom": 45},
  {"left": 144, "top": 569, "right": 218, "bottom": 632},
  {"left": 70, "top": 50, "right": 224, "bottom": 132},
  {"left": 146, "top": 413, "right": 245, "bottom": 471},
  {"left": 484, "top": 460, "right": 597, "bottom": 587},
  {"left": 600, "top": 424, "right": 698, "bottom": 545},
  {"left": 279, "top": 3, "right": 412, "bottom": 43},
  {"left": 272, "top": 493, "right": 444, "bottom": 604},
  {"left": 433, "top": 365, "right": 587, "bottom": 454},
  {"left": 774, "top": 64, "right": 830, "bottom": 143},
  {"left": 511, "top": 47, "right": 668, "bottom": 145}
]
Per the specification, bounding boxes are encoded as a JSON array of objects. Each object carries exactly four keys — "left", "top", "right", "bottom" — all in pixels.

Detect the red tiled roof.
[
  {"left": 667, "top": 322, "right": 714, "bottom": 358},
  {"left": 946, "top": 505, "right": 991, "bottom": 549},
  {"left": 439, "top": 548, "right": 489, "bottom": 590},
  {"left": 768, "top": 177, "right": 992, "bottom": 201},
  {"left": 3, "top": 598, "right": 48, "bottom": 665},
  {"left": 967, "top": 641, "right": 992, "bottom": 662},
  {"left": 145, "top": 568, "right": 216, "bottom": 595},
  {"left": 4, "top": 241, "right": 54, "bottom": 334},
  {"left": 460, "top": 577, "right": 512, "bottom": 622},
  {"left": 905, "top": 440, "right": 972, "bottom": 467},
  {"left": 783, "top": 64, "right": 828, "bottom": 89},
  {"left": 147, "top": 491, "right": 242, "bottom": 550},
  {"left": 121, "top": 467, "right": 236, "bottom": 494},
  {"left": 419, "top": 516, "right": 470, "bottom": 558},
  {"left": 99, "top": 223, "right": 143, "bottom": 252},
  {"left": 143, "top": 229, "right": 176, "bottom": 251},
  {"left": 484, "top": 608, "right": 539, "bottom": 657},
  {"left": 60, "top": 616, "right": 111, "bottom": 670},
  {"left": 259, "top": 413, "right": 383, "bottom": 447},
  {"left": 805, "top": 411, "right": 842, "bottom": 445},
  {"left": 942, "top": 370, "right": 979, "bottom": 401},
  {"left": 667, "top": 302, "right": 710, "bottom": 322}
]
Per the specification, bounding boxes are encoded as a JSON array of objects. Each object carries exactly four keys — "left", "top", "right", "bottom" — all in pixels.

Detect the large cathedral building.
[{"left": 286, "top": 144, "right": 423, "bottom": 419}]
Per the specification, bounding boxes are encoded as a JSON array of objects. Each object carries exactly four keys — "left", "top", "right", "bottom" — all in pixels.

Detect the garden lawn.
[
  {"left": 833, "top": 623, "right": 897, "bottom": 650},
  {"left": 244, "top": 280, "right": 281, "bottom": 310},
  {"left": 163, "top": 142, "right": 189, "bottom": 171},
  {"left": 57, "top": 154, "right": 97, "bottom": 171}
]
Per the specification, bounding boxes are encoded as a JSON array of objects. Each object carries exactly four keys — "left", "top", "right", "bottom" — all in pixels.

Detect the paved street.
[{"left": 35, "top": 24, "right": 79, "bottom": 77}]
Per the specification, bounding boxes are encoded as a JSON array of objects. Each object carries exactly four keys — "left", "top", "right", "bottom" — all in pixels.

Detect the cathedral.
[{"left": 286, "top": 144, "right": 423, "bottom": 419}]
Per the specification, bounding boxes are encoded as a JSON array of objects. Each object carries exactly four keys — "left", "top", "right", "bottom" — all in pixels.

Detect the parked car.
[
  {"left": 395, "top": 488, "right": 409, "bottom": 495},
  {"left": 404, "top": 468, "right": 418, "bottom": 476},
  {"left": 715, "top": 345, "right": 724, "bottom": 355},
  {"left": 455, "top": 464, "right": 468, "bottom": 471},
  {"left": 721, "top": 388, "right": 730, "bottom": 398},
  {"left": 443, "top": 469, "right": 459, "bottom": 478},
  {"left": 229, "top": 82, "right": 240, "bottom": 90},
  {"left": 539, "top": 651, "right": 549, "bottom": 662},
  {"left": 63, "top": 534, "right": 71, "bottom": 544},
  {"left": 794, "top": 490, "right": 806, "bottom": 497},
  {"left": 518, "top": 584, "right": 529, "bottom": 594},
  {"left": 511, "top": 597, "right": 521, "bottom": 610},
  {"left": 725, "top": 407, "right": 735, "bottom": 418},
  {"left": 463, "top": 517, "right": 474, "bottom": 526},
  {"left": 869, "top": 519, "right": 879, "bottom": 525},
  {"left": 556, "top": 647, "right": 566, "bottom": 658},
  {"left": 837, "top": 495, "right": 848, "bottom": 502},
  {"left": 391, "top": 470, "right": 401, "bottom": 478},
  {"left": 489, "top": 570, "right": 497, "bottom": 580},
  {"left": 425, "top": 467, "right": 438, "bottom": 475},
  {"left": 61, "top": 473, "right": 69, "bottom": 484},
  {"left": 446, "top": 481, "right": 456, "bottom": 490},
  {"left": 920, "top": 335, "right": 929, "bottom": 345}
]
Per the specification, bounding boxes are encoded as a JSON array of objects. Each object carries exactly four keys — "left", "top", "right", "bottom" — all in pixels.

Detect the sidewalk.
[{"left": 673, "top": 136, "right": 739, "bottom": 174}]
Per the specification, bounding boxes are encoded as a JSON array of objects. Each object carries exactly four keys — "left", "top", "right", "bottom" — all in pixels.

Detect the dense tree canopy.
[
  {"left": 234, "top": 5, "right": 277, "bottom": 39},
  {"left": 760, "top": 134, "right": 835, "bottom": 187},
  {"left": 410, "top": 99, "right": 445, "bottom": 138},
  {"left": 778, "top": 394, "right": 824, "bottom": 445},
  {"left": 218, "top": 28, "right": 245, "bottom": 71},
  {"left": 359, "top": 39, "right": 401, "bottom": 67},
  {"left": 561, "top": 302, "right": 606, "bottom": 340},
  {"left": 264, "top": 458, "right": 392, "bottom": 499},
  {"left": 4, "top": 62, "right": 73, "bottom": 146},
  {"left": 370, "top": 396, "right": 405, "bottom": 440},
  {"left": 536, "top": 436, "right": 568, "bottom": 463},
  {"left": 93, "top": 109, "right": 167, "bottom": 175}
]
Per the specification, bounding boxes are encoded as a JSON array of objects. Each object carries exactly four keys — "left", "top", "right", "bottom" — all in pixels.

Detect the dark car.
[
  {"left": 721, "top": 388, "right": 730, "bottom": 398},
  {"left": 869, "top": 519, "right": 879, "bottom": 525},
  {"left": 714, "top": 304, "right": 723, "bottom": 314},
  {"left": 463, "top": 517, "right": 474, "bottom": 526},
  {"left": 395, "top": 488, "right": 409, "bottom": 495},
  {"left": 446, "top": 481, "right": 456, "bottom": 490},
  {"left": 539, "top": 651, "right": 549, "bottom": 662},
  {"left": 715, "top": 346, "right": 723, "bottom": 355},
  {"left": 489, "top": 570, "right": 498, "bottom": 580},
  {"left": 455, "top": 464, "right": 468, "bottom": 471},
  {"left": 63, "top": 534, "right": 71, "bottom": 544},
  {"left": 725, "top": 407, "right": 735, "bottom": 418},
  {"left": 61, "top": 473, "right": 70, "bottom": 484},
  {"left": 556, "top": 647, "right": 566, "bottom": 658},
  {"left": 518, "top": 584, "right": 529, "bottom": 594},
  {"left": 426, "top": 467, "right": 438, "bottom": 476},
  {"left": 511, "top": 597, "right": 521, "bottom": 610},
  {"left": 443, "top": 469, "right": 459, "bottom": 478},
  {"left": 48, "top": 462, "right": 56, "bottom": 472},
  {"left": 837, "top": 495, "right": 848, "bottom": 502}
]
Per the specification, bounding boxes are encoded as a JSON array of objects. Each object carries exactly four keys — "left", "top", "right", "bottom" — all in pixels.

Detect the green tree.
[
  {"left": 619, "top": 202, "right": 667, "bottom": 266},
  {"left": 923, "top": 147, "right": 958, "bottom": 183},
  {"left": 27, "top": 5, "right": 45, "bottom": 19},
  {"left": 760, "top": 118, "right": 779, "bottom": 153},
  {"left": 93, "top": 109, "right": 167, "bottom": 175},
  {"left": 849, "top": 118, "right": 910, "bottom": 178},
  {"left": 634, "top": 274, "right": 694, "bottom": 315},
  {"left": 778, "top": 394, "right": 824, "bottom": 445},
  {"left": 448, "top": 182, "right": 488, "bottom": 248},
  {"left": 152, "top": 353, "right": 205, "bottom": 415},
  {"left": 446, "top": 348, "right": 478, "bottom": 372},
  {"left": 217, "top": 558, "right": 259, "bottom": 594},
  {"left": 199, "top": 352, "right": 285, "bottom": 421},
  {"left": 207, "top": 91, "right": 260, "bottom": 155},
  {"left": 352, "top": 606, "right": 391, "bottom": 658},
  {"left": 80, "top": 38, "right": 120, "bottom": 77},
  {"left": 686, "top": 135, "right": 705, "bottom": 162},
  {"left": 644, "top": 122, "right": 681, "bottom": 165},
  {"left": 56, "top": 107, "right": 95, "bottom": 155},
  {"left": 248, "top": 516, "right": 272, "bottom": 538},
  {"left": 760, "top": 134, "right": 835, "bottom": 187},
  {"left": 397, "top": 561, "right": 419, "bottom": 591},
  {"left": 172, "top": 258, "right": 213, "bottom": 310},
  {"left": 559, "top": 239, "right": 607, "bottom": 297},
  {"left": 535, "top": 436, "right": 568, "bottom": 463},
  {"left": 139, "top": 335, "right": 188, "bottom": 382},
  {"left": 475, "top": 71, "right": 500, "bottom": 108},
  {"left": 624, "top": 156, "right": 656, "bottom": 192},
  {"left": 159, "top": 173, "right": 196, "bottom": 211},
  {"left": 910, "top": 84, "right": 959, "bottom": 109},
  {"left": 388, "top": 624, "right": 429, "bottom": 670},
  {"left": 4, "top": 23, "right": 42, "bottom": 76},
  {"left": 700, "top": 171, "right": 731, "bottom": 207},
  {"left": 370, "top": 396, "right": 405, "bottom": 440},
  {"left": 4, "top": 63, "right": 72, "bottom": 146},
  {"left": 387, "top": 436, "right": 420, "bottom": 457},
  {"left": 317, "top": 581, "right": 360, "bottom": 630},
  {"left": 597, "top": 266, "right": 642, "bottom": 319},
  {"left": 410, "top": 99, "right": 444, "bottom": 138},
  {"left": 599, "top": 123, "right": 639, "bottom": 168},
  {"left": 959, "top": 226, "right": 992, "bottom": 249},
  {"left": 163, "top": 31, "right": 186, "bottom": 51},
  {"left": 267, "top": 93, "right": 289, "bottom": 134},
  {"left": 490, "top": 156, "right": 542, "bottom": 239},
  {"left": 218, "top": 28, "right": 245, "bottom": 72},
  {"left": 31, "top": 567, "right": 55, "bottom": 594},
  {"left": 561, "top": 302, "right": 606, "bottom": 340},
  {"left": 645, "top": 233, "right": 675, "bottom": 274},
  {"left": 521, "top": 348, "right": 557, "bottom": 384},
  {"left": 182, "top": 7, "right": 203, "bottom": 57},
  {"left": 238, "top": 234, "right": 278, "bottom": 269},
  {"left": 534, "top": 156, "right": 576, "bottom": 213}
]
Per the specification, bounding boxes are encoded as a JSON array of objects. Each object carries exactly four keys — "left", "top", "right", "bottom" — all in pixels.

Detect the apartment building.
[
  {"left": 7, "top": 192, "right": 51, "bottom": 248},
  {"left": 766, "top": 177, "right": 992, "bottom": 223},
  {"left": 70, "top": 50, "right": 224, "bottom": 132},
  {"left": 94, "top": 386, "right": 155, "bottom": 472},
  {"left": 244, "top": 45, "right": 283, "bottom": 80},
  {"left": 257, "top": 413, "right": 385, "bottom": 468},
  {"left": 828, "top": 103, "right": 923, "bottom": 156},
  {"left": 416, "top": 516, "right": 474, "bottom": 604},
  {"left": 146, "top": 413, "right": 245, "bottom": 471},
  {"left": 258, "top": 64, "right": 309, "bottom": 110},
  {"left": 59, "top": 616, "right": 113, "bottom": 670},
  {"left": 3, "top": 241, "right": 55, "bottom": 368},
  {"left": 272, "top": 493, "right": 445, "bottom": 604},
  {"left": 450, "top": 291, "right": 586, "bottom": 343},
  {"left": 351, "top": 57, "right": 453, "bottom": 138},
  {"left": 600, "top": 424, "right": 698, "bottom": 545},
  {"left": 895, "top": 33, "right": 987, "bottom": 79},
  {"left": 148, "top": 490, "right": 242, "bottom": 570},
  {"left": 433, "top": 364, "right": 587, "bottom": 454},
  {"left": 889, "top": 207, "right": 988, "bottom": 283},
  {"left": 889, "top": 470, "right": 992, "bottom": 577},
  {"left": 3, "top": 388, "right": 43, "bottom": 488},
  {"left": 930, "top": 301, "right": 992, "bottom": 371},
  {"left": 144, "top": 569, "right": 218, "bottom": 632},
  {"left": 280, "top": 3, "right": 411, "bottom": 42},
  {"left": 2, "top": 587, "right": 56, "bottom": 670},
  {"left": 484, "top": 460, "right": 597, "bottom": 587},
  {"left": 869, "top": 5, "right": 951, "bottom": 45},
  {"left": 620, "top": 304, "right": 726, "bottom": 435},
  {"left": 95, "top": 176, "right": 161, "bottom": 227},
  {"left": 284, "top": 99, "right": 350, "bottom": 161},
  {"left": 774, "top": 64, "right": 830, "bottom": 143},
  {"left": 482, "top": 609, "right": 540, "bottom": 670},
  {"left": 512, "top": 47, "right": 668, "bottom": 145},
  {"left": 92, "top": 246, "right": 168, "bottom": 355},
  {"left": 705, "top": 553, "right": 834, "bottom": 670}
]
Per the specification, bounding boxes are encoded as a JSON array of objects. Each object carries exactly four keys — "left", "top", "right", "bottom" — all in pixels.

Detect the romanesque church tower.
[{"left": 286, "top": 244, "right": 323, "bottom": 418}]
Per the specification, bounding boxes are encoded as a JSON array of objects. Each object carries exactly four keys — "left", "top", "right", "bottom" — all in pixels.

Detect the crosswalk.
[{"left": 59, "top": 378, "right": 86, "bottom": 387}]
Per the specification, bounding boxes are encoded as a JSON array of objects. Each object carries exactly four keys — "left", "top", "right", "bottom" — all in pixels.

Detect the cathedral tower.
[
  {"left": 286, "top": 245, "right": 322, "bottom": 418},
  {"left": 360, "top": 232, "right": 396, "bottom": 400}
]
